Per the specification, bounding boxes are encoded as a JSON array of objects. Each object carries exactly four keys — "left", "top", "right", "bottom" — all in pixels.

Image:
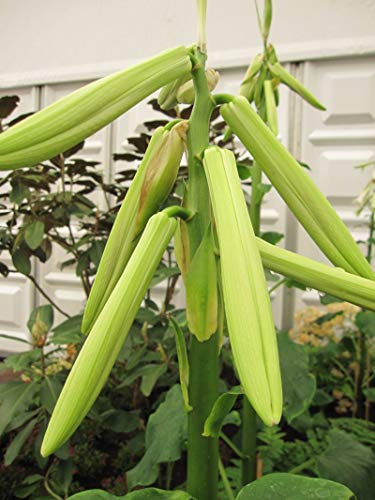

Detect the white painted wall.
[{"left": 1, "top": 0, "right": 375, "bottom": 86}]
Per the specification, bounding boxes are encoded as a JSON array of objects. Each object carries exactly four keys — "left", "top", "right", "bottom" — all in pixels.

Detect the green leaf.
[
  {"left": 315, "top": 311, "right": 343, "bottom": 325},
  {"left": 2, "top": 349, "right": 41, "bottom": 372},
  {"left": 12, "top": 248, "right": 31, "bottom": 275},
  {"left": 203, "top": 386, "right": 243, "bottom": 437},
  {"left": 150, "top": 266, "right": 180, "bottom": 287},
  {"left": 261, "top": 232, "right": 283, "bottom": 246},
  {"left": 68, "top": 489, "right": 193, "bottom": 499},
  {"left": 277, "top": 331, "right": 316, "bottom": 423},
  {"left": 50, "top": 315, "right": 84, "bottom": 344},
  {"left": 140, "top": 364, "right": 168, "bottom": 397},
  {"left": 316, "top": 429, "right": 375, "bottom": 500},
  {"left": 40, "top": 377, "right": 63, "bottom": 414},
  {"left": 363, "top": 387, "right": 375, "bottom": 402},
  {"left": 25, "top": 220, "right": 45, "bottom": 250},
  {"left": 236, "top": 472, "right": 355, "bottom": 499},
  {"left": 0, "top": 95, "right": 20, "bottom": 119},
  {"left": 124, "top": 490, "right": 194, "bottom": 500},
  {"left": 100, "top": 409, "right": 140, "bottom": 433},
  {"left": 170, "top": 317, "right": 191, "bottom": 412},
  {"left": 4, "top": 417, "right": 38, "bottom": 465},
  {"left": 127, "top": 385, "right": 187, "bottom": 490},
  {"left": 27, "top": 305, "right": 54, "bottom": 336},
  {"left": 319, "top": 293, "right": 342, "bottom": 305},
  {"left": 0, "top": 381, "right": 38, "bottom": 437},
  {"left": 355, "top": 311, "right": 375, "bottom": 337}
]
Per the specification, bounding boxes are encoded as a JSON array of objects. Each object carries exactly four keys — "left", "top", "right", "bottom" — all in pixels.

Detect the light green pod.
[
  {"left": 176, "top": 68, "right": 219, "bottom": 105},
  {"left": 82, "top": 122, "right": 187, "bottom": 334},
  {"left": 221, "top": 96, "right": 375, "bottom": 281},
  {"left": 0, "top": 46, "right": 191, "bottom": 170},
  {"left": 262, "top": 0, "right": 273, "bottom": 41},
  {"left": 268, "top": 62, "right": 326, "bottom": 111},
  {"left": 264, "top": 80, "right": 278, "bottom": 135},
  {"left": 257, "top": 237, "right": 375, "bottom": 311},
  {"left": 203, "top": 146, "right": 282, "bottom": 426},
  {"left": 41, "top": 212, "right": 177, "bottom": 457},
  {"left": 240, "top": 53, "right": 264, "bottom": 87}
]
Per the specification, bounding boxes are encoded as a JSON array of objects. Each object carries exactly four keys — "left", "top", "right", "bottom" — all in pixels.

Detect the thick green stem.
[
  {"left": 241, "top": 160, "right": 262, "bottom": 485},
  {"left": 185, "top": 47, "right": 219, "bottom": 499}
]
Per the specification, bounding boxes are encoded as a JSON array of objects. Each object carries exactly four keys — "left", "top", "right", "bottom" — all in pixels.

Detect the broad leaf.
[
  {"left": 127, "top": 385, "right": 187, "bottom": 490},
  {"left": 25, "top": 220, "right": 45, "bottom": 250},
  {"left": 203, "top": 386, "right": 242, "bottom": 437},
  {"left": 50, "top": 314, "right": 84, "bottom": 345},
  {"left": 316, "top": 429, "right": 375, "bottom": 500},
  {"left": 277, "top": 331, "right": 316, "bottom": 423},
  {"left": 4, "top": 417, "right": 38, "bottom": 465},
  {"left": 0, "top": 382, "right": 38, "bottom": 436},
  {"left": 355, "top": 311, "right": 375, "bottom": 337},
  {"left": 27, "top": 304, "right": 54, "bottom": 336},
  {"left": 236, "top": 472, "right": 354, "bottom": 499},
  {"left": 40, "top": 377, "right": 63, "bottom": 414},
  {"left": 68, "top": 489, "right": 193, "bottom": 499}
]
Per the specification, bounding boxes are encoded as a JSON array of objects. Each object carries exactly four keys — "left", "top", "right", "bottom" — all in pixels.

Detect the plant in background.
[{"left": 0, "top": 1, "right": 374, "bottom": 499}]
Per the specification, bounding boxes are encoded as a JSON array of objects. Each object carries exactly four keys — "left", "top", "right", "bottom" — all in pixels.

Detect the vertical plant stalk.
[
  {"left": 241, "top": 161, "right": 262, "bottom": 485},
  {"left": 185, "top": 47, "right": 219, "bottom": 499}
]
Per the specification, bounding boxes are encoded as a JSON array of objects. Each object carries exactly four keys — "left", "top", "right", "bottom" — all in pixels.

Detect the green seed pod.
[
  {"left": 176, "top": 68, "right": 219, "bottom": 105},
  {"left": 41, "top": 211, "right": 177, "bottom": 457},
  {"left": 264, "top": 80, "right": 278, "bottom": 135},
  {"left": 82, "top": 122, "right": 187, "bottom": 334},
  {"left": 185, "top": 226, "right": 218, "bottom": 341},
  {"left": 257, "top": 237, "right": 375, "bottom": 311},
  {"left": 203, "top": 146, "right": 282, "bottom": 426},
  {"left": 267, "top": 44, "right": 278, "bottom": 64},
  {"left": 262, "top": 0, "right": 273, "bottom": 41},
  {"left": 240, "top": 53, "right": 264, "bottom": 87},
  {"left": 254, "top": 65, "right": 268, "bottom": 109},
  {"left": 136, "top": 121, "right": 188, "bottom": 231},
  {"left": 157, "top": 73, "right": 192, "bottom": 110},
  {"left": 268, "top": 62, "right": 326, "bottom": 111},
  {"left": 220, "top": 96, "right": 375, "bottom": 280},
  {"left": 0, "top": 46, "right": 192, "bottom": 170}
]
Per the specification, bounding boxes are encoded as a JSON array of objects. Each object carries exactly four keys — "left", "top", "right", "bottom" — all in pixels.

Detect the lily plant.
[{"left": 0, "top": 1, "right": 369, "bottom": 498}]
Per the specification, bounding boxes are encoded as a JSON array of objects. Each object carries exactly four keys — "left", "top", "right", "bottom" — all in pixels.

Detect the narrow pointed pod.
[
  {"left": 203, "top": 146, "right": 282, "bottom": 426},
  {"left": 41, "top": 212, "right": 177, "bottom": 457},
  {"left": 268, "top": 62, "right": 325, "bottom": 111},
  {"left": 0, "top": 46, "right": 191, "bottom": 170},
  {"left": 257, "top": 238, "right": 375, "bottom": 311},
  {"left": 221, "top": 96, "right": 375, "bottom": 281},
  {"left": 82, "top": 122, "right": 187, "bottom": 334}
]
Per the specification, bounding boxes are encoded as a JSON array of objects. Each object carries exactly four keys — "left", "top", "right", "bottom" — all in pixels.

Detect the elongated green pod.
[
  {"left": 254, "top": 65, "right": 268, "bottom": 109},
  {"left": 203, "top": 146, "right": 282, "bottom": 426},
  {"left": 257, "top": 238, "right": 375, "bottom": 311},
  {"left": 0, "top": 46, "right": 192, "bottom": 170},
  {"left": 268, "top": 62, "right": 326, "bottom": 111},
  {"left": 186, "top": 226, "right": 218, "bottom": 341},
  {"left": 262, "top": 0, "right": 273, "bottom": 41},
  {"left": 176, "top": 68, "right": 219, "bottom": 105},
  {"left": 157, "top": 73, "right": 192, "bottom": 110},
  {"left": 41, "top": 212, "right": 177, "bottom": 457},
  {"left": 264, "top": 80, "right": 278, "bottom": 135},
  {"left": 221, "top": 96, "right": 375, "bottom": 280},
  {"left": 82, "top": 123, "right": 187, "bottom": 334},
  {"left": 136, "top": 121, "right": 188, "bottom": 231},
  {"left": 240, "top": 54, "right": 264, "bottom": 87}
]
